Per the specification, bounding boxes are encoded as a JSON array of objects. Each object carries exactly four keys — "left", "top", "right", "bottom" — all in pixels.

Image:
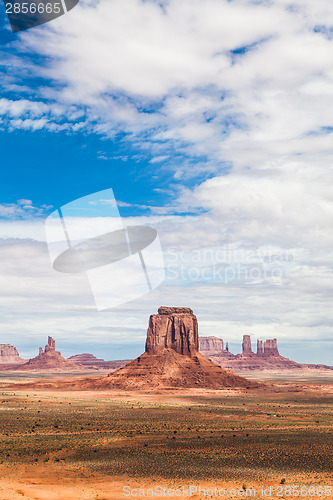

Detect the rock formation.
[
  {"left": 68, "top": 353, "right": 129, "bottom": 370},
  {"left": 199, "top": 336, "right": 224, "bottom": 355},
  {"left": 242, "top": 335, "right": 253, "bottom": 355},
  {"left": 45, "top": 336, "right": 55, "bottom": 352},
  {"left": 257, "top": 340, "right": 263, "bottom": 356},
  {"left": 263, "top": 339, "right": 279, "bottom": 356},
  {"left": 241, "top": 335, "right": 279, "bottom": 357},
  {"left": 199, "top": 334, "right": 332, "bottom": 371},
  {"left": 106, "top": 307, "right": 257, "bottom": 389},
  {"left": 199, "top": 336, "right": 234, "bottom": 360},
  {"left": 0, "top": 344, "right": 25, "bottom": 365},
  {"left": 145, "top": 307, "right": 198, "bottom": 355},
  {"left": 69, "top": 353, "right": 105, "bottom": 363},
  {"left": 15, "top": 337, "right": 84, "bottom": 372}
]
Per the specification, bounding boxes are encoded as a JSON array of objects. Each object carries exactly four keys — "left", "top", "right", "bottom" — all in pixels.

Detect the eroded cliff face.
[
  {"left": 0, "top": 344, "right": 20, "bottom": 357},
  {"left": 263, "top": 339, "right": 279, "bottom": 356},
  {"left": 242, "top": 335, "right": 253, "bottom": 355},
  {"left": 0, "top": 344, "right": 25, "bottom": 364},
  {"left": 107, "top": 306, "right": 257, "bottom": 389},
  {"left": 145, "top": 306, "right": 199, "bottom": 356},
  {"left": 199, "top": 334, "right": 317, "bottom": 371},
  {"left": 199, "top": 336, "right": 224, "bottom": 354}
]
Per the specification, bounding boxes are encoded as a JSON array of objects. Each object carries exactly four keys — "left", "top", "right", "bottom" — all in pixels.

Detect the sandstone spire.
[
  {"left": 16, "top": 337, "right": 83, "bottom": 371},
  {"left": 45, "top": 336, "right": 56, "bottom": 353},
  {"left": 257, "top": 340, "right": 263, "bottom": 356},
  {"left": 242, "top": 335, "right": 253, "bottom": 355}
]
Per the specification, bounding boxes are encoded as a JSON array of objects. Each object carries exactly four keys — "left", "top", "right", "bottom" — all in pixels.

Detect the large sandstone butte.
[
  {"left": 15, "top": 337, "right": 84, "bottom": 372},
  {"left": 0, "top": 344, "right": 25, "bottom": 365},
  {"left": 146, "top": 307, "right": 198, "bottom": 355},
  {"left": 107, "top": 307, "right": 257, "bottom": 389}
]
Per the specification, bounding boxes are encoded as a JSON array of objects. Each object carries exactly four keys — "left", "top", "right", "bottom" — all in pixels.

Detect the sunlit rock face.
[{"left": 145, "top": 307, "right": 198, "bottom": 356}]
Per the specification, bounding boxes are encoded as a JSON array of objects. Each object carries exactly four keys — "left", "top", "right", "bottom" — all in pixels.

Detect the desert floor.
[{"left": 0, "top": 372, "right": 332, "bottom": 500}]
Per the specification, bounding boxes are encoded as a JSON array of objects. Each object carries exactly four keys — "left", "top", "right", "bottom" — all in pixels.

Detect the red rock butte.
[
  {"left": 107, "top": 307, "right": 257, "bottom": 389},
  {"left": 199, "top": 334, "right": 333, "bottom": 371},
  {"left": 145, "top": 306, "right": 199, "bottom": 356},
  {"left": 16, "top": 336, "right": 83, "bottom": 372},
  {"left": 0, "top": 344, "right": 25, "bottom": 365}
]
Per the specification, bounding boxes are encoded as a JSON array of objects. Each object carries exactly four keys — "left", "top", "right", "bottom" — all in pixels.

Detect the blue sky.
[
  {"left": 0, "top": 128, "right": 166, "bottom": 210},
  {"left": 0, "top": 0, "right": 333, "bottom": 364}
]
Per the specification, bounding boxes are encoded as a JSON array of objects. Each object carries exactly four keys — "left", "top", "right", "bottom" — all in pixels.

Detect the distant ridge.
[
  {"left": 68, "top": 353, "right": 130, "bottom": 371},
  {"left": 199, "top": 335, "right": 333, "bottom": 372}
]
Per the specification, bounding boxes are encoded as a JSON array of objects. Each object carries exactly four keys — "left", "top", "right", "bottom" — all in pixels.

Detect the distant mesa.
[
  {"left": 0, "top": 344, "right": 25, "bottom": 365},
  {"left": 105, "top": 307, "right": 258, "bottom": 389},
  {"left": 199, "top": 335, "right": 333, "bottom": 371},
  {"left": 68, "top": 353, "right": 105, "bottom": 363},
  {"left": 68, "top": 353, "right": 129, "bottom": 371},
  {"left": 14, "top": 336, "right": 84, "bottom": 372}
]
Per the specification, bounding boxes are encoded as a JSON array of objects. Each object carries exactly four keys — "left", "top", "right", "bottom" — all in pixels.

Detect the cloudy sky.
[{"left": 0, "top": 0, "right": 333, "bottom": 364}]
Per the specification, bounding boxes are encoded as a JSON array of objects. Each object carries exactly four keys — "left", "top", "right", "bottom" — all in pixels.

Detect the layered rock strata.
[
  {"left": 107, "top": 307, "right": 257, "bottom": 389},
  {"left": 0, "top": 344, "right": 25, "bottom": 364},
  {"left": 199, "top": 334, "right": 332, "bottom": 371},
  {"left": 145, "top": 306, "right": 198, "bottom": 355}
]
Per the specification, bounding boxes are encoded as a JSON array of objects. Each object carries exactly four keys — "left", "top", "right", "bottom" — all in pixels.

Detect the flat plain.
[{"left": 0, "top": 372, "right": 332, "bottom": 500}]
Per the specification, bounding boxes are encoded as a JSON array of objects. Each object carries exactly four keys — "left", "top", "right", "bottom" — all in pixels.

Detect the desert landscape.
[
  {"left": 3, "top": 0, "right": 333, "bottom": 498},
  {"left": 0, "top": 307, "right": 332, "bottom": 499}
]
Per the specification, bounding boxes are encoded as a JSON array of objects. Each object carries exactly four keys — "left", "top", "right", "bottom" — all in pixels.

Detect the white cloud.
[
  {"left": 0, "top": 0, "right": 329, "bottom": 167},
  {"left": 1, "top": 0, "right": 333, "bottom": 363},
  {"left": 176, "top": 162, "right": 333, "bottom": 250},
  {"left": 0, "top": 211, "right": 332, "bottom": 363},
  {"left": 0, "top": 200, "right": 52, "bottom": 219},
  {"left": 0, "top": 0, "right": 332, "bottom": 205}
]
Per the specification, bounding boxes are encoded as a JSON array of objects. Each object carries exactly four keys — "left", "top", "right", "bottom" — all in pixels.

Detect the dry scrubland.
[{"left": 0, "top": 374, "right": 332, "bottom": 500}]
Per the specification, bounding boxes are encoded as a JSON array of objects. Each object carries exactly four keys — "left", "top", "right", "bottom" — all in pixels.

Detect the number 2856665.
[{"left": 5, "top": 2, "right": 62, "bottom": 14}]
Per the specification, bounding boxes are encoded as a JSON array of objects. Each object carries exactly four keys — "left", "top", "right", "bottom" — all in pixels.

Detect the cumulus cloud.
[
  {"left": 0, "top": 213, "right": 332, "bottom": 363},
  {"left": 20, "top": 0, "right": 331, "bottom": 100},
  {"left": 0, "top": 0, "right": 331, "bottom": 170},
  {"left": 0, "top": 199, "right": 52, "bottom": 219},
  {"left": 176, "top": 162, "right": 333, "bottom": 251},
  {"left": 1, "top": 0, "right": 333, "bottom": 362}
]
